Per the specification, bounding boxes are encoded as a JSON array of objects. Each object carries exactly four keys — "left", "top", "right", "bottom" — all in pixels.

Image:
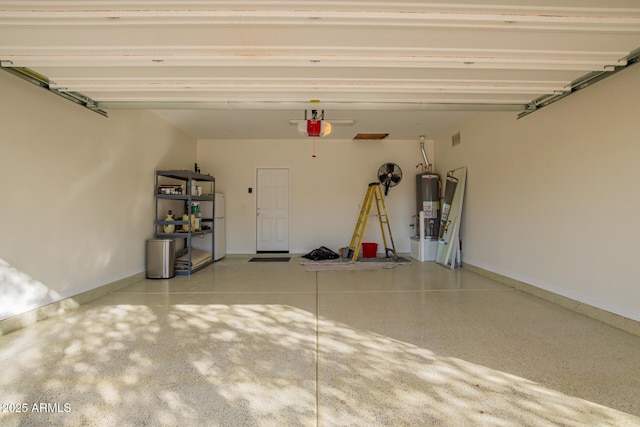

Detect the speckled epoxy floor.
[{"left": 1, "top": 255, "right": 640, "bottom": 426}]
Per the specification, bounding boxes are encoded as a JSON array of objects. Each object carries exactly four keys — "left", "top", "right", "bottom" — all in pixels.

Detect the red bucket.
[{"left": 361, "top": 242, "right": 378, "bottom": 258}]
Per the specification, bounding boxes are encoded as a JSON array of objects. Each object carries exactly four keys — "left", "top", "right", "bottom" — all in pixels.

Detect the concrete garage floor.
[{"left": 1, "top": 256, "right": 639, "bottom": 426}]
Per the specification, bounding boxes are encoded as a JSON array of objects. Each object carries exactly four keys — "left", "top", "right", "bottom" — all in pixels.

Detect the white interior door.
[{"left": 256, "top": 168, "right": 290, "bottom": 252}]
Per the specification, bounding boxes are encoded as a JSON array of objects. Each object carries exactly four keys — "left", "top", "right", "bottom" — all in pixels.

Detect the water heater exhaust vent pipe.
[{"left": 419, "top": 135, "right": 431, "bottom": 172}]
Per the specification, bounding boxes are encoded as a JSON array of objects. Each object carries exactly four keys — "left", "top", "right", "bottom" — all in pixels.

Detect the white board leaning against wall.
[{"left": 436, "top": 167, "right": 467, "bottom": 269}]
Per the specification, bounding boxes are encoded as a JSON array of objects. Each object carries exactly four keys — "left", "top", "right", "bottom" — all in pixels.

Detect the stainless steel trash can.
[{"left": 146, "top": 239, "right": 175, "bottom": 279}]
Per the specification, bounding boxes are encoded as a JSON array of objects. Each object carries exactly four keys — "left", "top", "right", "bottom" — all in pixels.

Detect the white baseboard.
[
  {"left": 0, "top": 272, "right": 145, "bottom": 336},
  {"left": 464, "top": 263, "right": 640, "bottom": 337}
]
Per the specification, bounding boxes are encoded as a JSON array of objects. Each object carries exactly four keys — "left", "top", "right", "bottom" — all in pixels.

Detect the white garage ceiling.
[{"left": 1, "top": 1, "right": 639, "bottom": 140}]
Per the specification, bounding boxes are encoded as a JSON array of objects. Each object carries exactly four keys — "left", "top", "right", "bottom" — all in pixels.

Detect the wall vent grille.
[{"left": 452, "top": 132, "right": 461, "bottom": 146}]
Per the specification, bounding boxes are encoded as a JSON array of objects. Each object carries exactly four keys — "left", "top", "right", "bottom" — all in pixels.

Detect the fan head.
[{"left": 377, "top": 163, "right": 403, "bottom": 195}]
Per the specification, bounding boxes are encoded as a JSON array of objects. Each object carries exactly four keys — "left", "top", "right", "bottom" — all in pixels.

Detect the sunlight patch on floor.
[{"left": 0, "top": 301, "right": 638, "bottom": 426}]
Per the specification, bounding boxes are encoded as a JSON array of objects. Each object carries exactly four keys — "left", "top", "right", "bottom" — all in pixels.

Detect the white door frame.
[{"left": 255, "top": 167, "right": 291, "bottom": 253}]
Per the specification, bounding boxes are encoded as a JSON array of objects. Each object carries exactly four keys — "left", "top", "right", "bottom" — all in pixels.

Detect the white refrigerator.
[{"left": 193, "top": 193, "right": 225, "bottom": 261}]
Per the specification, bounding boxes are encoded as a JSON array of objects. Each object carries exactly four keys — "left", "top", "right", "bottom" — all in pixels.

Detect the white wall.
[
  {"left": 0, "top": 71, "right": 196, "bottom": 320},
  {"left": 434, "top": 64, "right": 640, "bottom": 322},
  {"left": 197, "top": 138, "right": 434, "bottom": 255}
]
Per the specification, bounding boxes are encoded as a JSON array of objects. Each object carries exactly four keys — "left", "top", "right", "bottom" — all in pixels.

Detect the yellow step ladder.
[{"left": 345, "top": 182, "right": 398, "bottom": 262}]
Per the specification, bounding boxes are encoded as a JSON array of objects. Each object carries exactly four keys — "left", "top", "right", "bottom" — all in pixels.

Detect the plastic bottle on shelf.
[
  {"left": 182, "top": 213, "right": 191, "bottom": 231},
  {"left": 163, "top": 210, "right": 175, "bottom": 234},
  {"left": 191, "top": 203, "right": 202, "bottom": 231}
]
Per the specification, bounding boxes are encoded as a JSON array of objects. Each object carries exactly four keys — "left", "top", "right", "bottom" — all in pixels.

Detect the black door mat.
[{"left": 248, "top": 257, "right": 291, "bottom": 262}]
